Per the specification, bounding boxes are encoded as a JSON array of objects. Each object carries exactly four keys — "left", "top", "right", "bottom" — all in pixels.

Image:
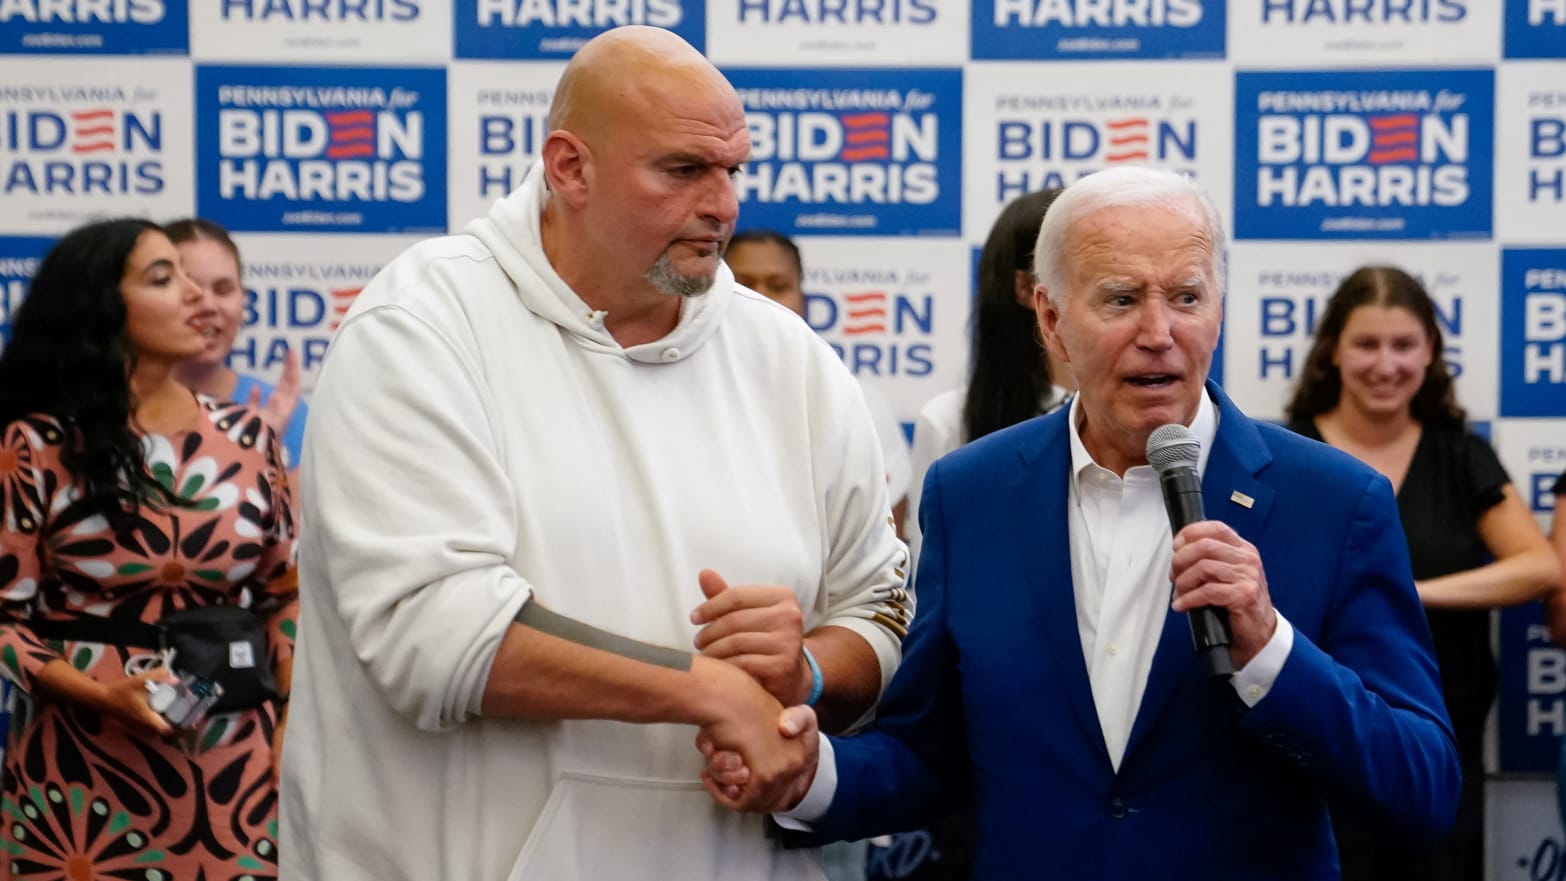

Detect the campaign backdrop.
[{"left": 0, "top": 3, "right": 1562, "bottom": 873}]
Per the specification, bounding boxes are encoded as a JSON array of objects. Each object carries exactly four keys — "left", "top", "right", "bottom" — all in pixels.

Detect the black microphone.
[{"left": 1146, "top": 424, "right": 1234, "bottom": 678}]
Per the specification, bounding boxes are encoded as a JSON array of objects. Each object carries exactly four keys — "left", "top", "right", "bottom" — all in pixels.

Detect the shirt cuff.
[
  {"left": 772, "top": 733, "right": 837, "bottom": 830},
  {"left": 1232, "top": 614, "right": 1295, "bottom": 708}
]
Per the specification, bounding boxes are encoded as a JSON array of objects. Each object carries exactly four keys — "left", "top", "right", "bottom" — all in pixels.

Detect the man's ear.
[
  {"left": 1034, "top": 286, "right": 1070, "bottom": 365},
  {"left": 541, "top": 130, "right": 591, "bottom": 209}
]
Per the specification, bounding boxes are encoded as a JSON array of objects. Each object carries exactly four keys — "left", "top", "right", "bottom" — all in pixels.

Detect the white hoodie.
[{"left": 279, "top": 163, "right": 910, "bottom": 881}]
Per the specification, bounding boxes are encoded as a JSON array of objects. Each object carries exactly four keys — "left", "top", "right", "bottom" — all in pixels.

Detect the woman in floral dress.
[{"left": 0, "top": 219, "right": 297, "bottom": 881}]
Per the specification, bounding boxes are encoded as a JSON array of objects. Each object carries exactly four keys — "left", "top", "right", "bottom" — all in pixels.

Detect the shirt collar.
[{"left": 1068, "top": 386, "right": 1219, "bottom": 487}]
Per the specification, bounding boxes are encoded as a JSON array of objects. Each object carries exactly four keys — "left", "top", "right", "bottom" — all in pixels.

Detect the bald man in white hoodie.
[{"left": 279, "top": 25, "right": 909, "bottom": 881}]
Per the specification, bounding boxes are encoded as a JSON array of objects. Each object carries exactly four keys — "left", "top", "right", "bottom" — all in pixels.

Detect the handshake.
[{"left": 687, "top": 569, "right": 826, "bottom": 815}]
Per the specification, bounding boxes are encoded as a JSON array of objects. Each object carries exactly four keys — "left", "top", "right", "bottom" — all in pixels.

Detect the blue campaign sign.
[
  {"left": 1506, "top": 0, "right": 1566, "bottom": 58},
  {"left": 1501, "top": 248, "right": 1566, "bottom": 418},
  {"left": 971, "top": 0, "right": 1224, "bottom": 60},
  {"left": 1234, "top": 68, "right": 1494, "bottom": 241},
  {"left": 454, "top": 0, "right": 704, "bottom": 58},
  {"left": 195, "top": 66, "right": 447, "bottom": 235},
  {"left": 0, "top": 0, "right": 187, "bottom": 55},
  {"left": 725, "top": 68, "right": 962, "bottom": 238},
  {"left": 1529, "top": 465, "right": 1565, "bottom": 515},
  {"left": 0, "top": 236, "right": 54, "bottom": 345},
  {"left": 1498, "top": 604, "right": 1566, "bottom": 773}
]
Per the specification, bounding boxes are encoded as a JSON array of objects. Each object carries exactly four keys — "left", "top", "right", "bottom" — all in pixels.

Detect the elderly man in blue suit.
[{"left": 702, "top": 165, "right": 1460, "bottom": 879}]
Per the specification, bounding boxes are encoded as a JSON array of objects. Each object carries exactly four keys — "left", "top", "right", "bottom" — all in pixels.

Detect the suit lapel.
[
  {"left": 1123, "top": 383, "right": 1276, "bottom": 764},
  {"left": 1013, "top": 413, "right": 1112, "bottom": 767}
]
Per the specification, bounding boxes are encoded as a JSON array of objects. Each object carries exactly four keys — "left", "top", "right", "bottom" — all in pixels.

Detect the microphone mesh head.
[{"left": 1146, "top": 423, "right": 1200, "bottom": 474}]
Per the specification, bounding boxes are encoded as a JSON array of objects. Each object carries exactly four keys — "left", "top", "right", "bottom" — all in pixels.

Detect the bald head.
[
  {"left": 549, "top": 26, "right": 735, "bottom": 141},
  {"left": 537, "top": 26, "right": 751, "bottom": 316}
]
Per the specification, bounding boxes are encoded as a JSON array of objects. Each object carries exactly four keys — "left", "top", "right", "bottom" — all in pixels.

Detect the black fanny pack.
[{"left": 31, "top": 605, "right": 278, "bottom": 712}]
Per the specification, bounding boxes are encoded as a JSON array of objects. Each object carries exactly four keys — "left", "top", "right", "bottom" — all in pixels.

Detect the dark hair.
[
  {"left": 963, "top": 188, "right": 1063, "bottom": 443},
  {"left": 164, "top": 217, "right": 242, "bottom": 275},
  {"left": 727, "top": 229, "right": 802, "bottom": 278},
  {"left": 1285, "top": 265, "right": 1465, "bottom": 428},
  {"left": 0, "top": 218, "right": 178, "bottom": 530}
]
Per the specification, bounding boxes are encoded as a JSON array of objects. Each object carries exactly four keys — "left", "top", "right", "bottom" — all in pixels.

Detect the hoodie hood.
[{"left": 464, "top": 161, "right": 733, "bottom": 365}]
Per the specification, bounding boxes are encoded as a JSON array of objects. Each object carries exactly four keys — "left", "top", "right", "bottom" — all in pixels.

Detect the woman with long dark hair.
[
  {"left": 905, "top": 188, "right": 1070, "bottom": 565},
  {"left": 0, "top": 218, "right": 298, "bottom": 880},
  {"left": 1285, "top": 265, "right": 1559, "bottom": 881}
]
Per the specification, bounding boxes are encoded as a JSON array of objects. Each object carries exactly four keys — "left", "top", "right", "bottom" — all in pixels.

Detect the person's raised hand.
[
  {"left": 692, "top": 568, "right": 810, "bottom": 706},
  {"left": 247, "top": 347, "right": 303, "bottom": 437}
]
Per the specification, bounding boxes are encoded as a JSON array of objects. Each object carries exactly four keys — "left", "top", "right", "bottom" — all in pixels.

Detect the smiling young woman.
[{"left": 1286, "top": 265, "right": 1562, "bottom": 881}]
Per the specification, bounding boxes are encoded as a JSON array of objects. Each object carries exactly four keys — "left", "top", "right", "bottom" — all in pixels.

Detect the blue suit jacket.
[{"left": 817, "top": 384, "right": 1459, "bottom": 880}]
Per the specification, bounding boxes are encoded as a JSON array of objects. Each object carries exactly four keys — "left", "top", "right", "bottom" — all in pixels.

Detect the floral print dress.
[{"left": 0, "top": 399, "right": 297, "bottom": 881}]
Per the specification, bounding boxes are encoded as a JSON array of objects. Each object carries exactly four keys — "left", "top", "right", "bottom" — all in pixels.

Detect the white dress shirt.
[{"left": 780, "top": 388, "right": 1295, "bottom": 822}]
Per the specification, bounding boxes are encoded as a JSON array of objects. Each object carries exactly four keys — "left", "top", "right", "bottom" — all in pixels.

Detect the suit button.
[{"left": 1108, "top": 798, "right": 1128, "bottom": 819}]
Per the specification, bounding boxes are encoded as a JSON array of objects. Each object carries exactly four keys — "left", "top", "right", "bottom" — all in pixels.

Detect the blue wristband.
[{"left": 802, "top": 646, "right": 824, "bottom": 707}]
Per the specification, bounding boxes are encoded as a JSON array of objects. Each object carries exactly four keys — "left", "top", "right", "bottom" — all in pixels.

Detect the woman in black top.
[{"left": 1285, "top": 266, "right": 1560, "bottom": 881}]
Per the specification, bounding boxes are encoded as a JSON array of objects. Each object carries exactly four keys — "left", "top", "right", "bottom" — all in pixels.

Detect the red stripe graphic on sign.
[
  {"left": 329, "top": 287, "right": 364, "bottom": 331},
  {"left": 326, "top": 110, "right": 376, "bottom": 160},
  {"left": 70, "top": 108, "right": 115, "bottom": 154},
  {"left": 842, "top": 291, "right": 887, "bottom": 335},
  {"left": 1104, "top": 117, "right": 1150, "bottom": 163},
  {"left": 845, "top": 130, "right": 889, "bottom": 145},
  {"left": 1368, "top": 148, "right": 1419, "bottom": 163},
  {"left": 1368, "top": 114, "right": 1419, "bottom": 165},
  {"left": 1368, "top": 114, "right": 1418, "bottom": 130},
  {"left": 840, "top": 113, "right": 890, "bottom": 127},
  {"left": 838, "top": 113, "right": 891, "bottom": 162}
]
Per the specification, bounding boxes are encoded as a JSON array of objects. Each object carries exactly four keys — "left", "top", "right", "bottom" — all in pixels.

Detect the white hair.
[{"left": 1032, "top": 166, "right": 1227, "bottom": 306}]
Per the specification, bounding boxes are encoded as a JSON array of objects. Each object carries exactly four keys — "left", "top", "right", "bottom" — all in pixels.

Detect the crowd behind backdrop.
[{"left": 0, "top": 0, "right": 1562, "bottom": 876}]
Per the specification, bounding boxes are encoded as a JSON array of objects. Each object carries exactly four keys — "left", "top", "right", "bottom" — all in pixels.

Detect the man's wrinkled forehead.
[
  {"left": 1068, "top": 202, "right": 1217, "bottom": 259},
  {"left": 1055, "top": 213, "right": 1220, "bottom": 310}
]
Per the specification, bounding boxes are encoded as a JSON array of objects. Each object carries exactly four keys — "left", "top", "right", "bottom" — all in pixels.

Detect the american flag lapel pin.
[{"left": 1230, "top": 490, "right": 1255, "bottom": 509}]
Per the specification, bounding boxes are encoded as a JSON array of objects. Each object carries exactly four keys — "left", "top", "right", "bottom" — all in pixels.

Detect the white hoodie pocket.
[{"left": 507, "top": 772, "right": 826, "bottom": 881}]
